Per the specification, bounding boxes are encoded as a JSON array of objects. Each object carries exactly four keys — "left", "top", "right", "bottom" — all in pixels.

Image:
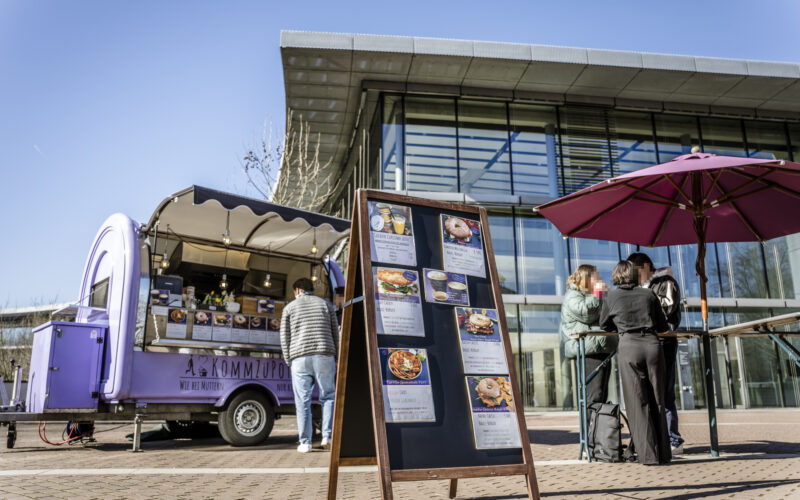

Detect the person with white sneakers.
[{"left": 280, "top": 278, "right": 338, "bottom": 453}]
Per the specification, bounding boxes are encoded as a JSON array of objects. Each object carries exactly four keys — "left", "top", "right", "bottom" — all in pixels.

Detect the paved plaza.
[{"left": 1, "top": 410, "right": 799, "bottom": 499}]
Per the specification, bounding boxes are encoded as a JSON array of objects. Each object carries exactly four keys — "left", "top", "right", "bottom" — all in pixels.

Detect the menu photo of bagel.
[{"left": 441, "top": 214, "right": 482, "bottom": 249}]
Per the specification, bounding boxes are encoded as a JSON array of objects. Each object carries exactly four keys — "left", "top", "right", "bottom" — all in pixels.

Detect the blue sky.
[{"left": 1, "top": 0, "right": 799, "bottom": 306}]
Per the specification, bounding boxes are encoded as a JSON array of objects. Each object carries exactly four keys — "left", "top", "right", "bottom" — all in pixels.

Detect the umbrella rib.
[
  {"left": 702, "top": 170, "right": 724, "bottom": 202},
  {"left": 727, "top": 168, "right": 800, "bottom": 201},
  {"left": 632, "top": 196, "right": 684, "bottom": 208},
  {"left": 565, "top": 177, "right": 664, "bottom": 236},
  {"left": 706, "top": 184, "right": 773, "bottom": 209},
  {"left": 649, "top": 173, "right": 690, "bottom": 247},
  {"left": 662, "top": 174, "right": 693, "bottom": 206},
  {"left": 729, "top": 199, "right": 763, "bottom": 241},
  {"left": 706, "top": 168, "right": 775, "bottom": 206},
  {"left": 625, "top": 183, "right": 686, "bottom": 207}
]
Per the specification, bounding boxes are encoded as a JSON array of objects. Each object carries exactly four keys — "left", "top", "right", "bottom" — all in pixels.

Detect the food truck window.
[{"left": 90, "top": 277, "right": 110, "bottom": 309}]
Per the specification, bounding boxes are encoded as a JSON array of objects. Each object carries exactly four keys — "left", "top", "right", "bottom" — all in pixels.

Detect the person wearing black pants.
[
  {"left": 628, "top": 252, "right": 685, "bottom": 455},
  {"left": 601, "top": 260, "right": 671, "bottom": 465}
]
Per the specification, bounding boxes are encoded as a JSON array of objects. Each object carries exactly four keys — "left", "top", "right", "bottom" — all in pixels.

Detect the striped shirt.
[{"left": 280, "top": 291, "right": 339, "bottom": 364}]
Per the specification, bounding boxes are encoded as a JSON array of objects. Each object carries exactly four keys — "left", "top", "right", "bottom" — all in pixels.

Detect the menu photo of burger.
[
  {"left": 454, "top": 307, "right": 508, "bottom": 375},
  {"left": 456, "top": 308, "right": 499, "bottom": 339},
  {"left": 211, "top": 312, "right": 232, "bottom": 342}
]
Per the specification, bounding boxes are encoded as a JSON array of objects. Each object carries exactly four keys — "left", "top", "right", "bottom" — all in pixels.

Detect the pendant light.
[
  {"left": 263, "top": 245, "right": 272, "bottom": 288},
  {"left": 160, "top": 224, "right": 171, "bottom": 270},
  {"left": 222, "top": 211, "right": 232, "bottom": 246},
  {"left": 310, "top": 228, "right": 318, "bottom": 254}
]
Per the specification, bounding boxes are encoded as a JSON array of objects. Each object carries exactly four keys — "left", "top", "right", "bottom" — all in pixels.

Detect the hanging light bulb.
[
  {"left": 160, "top": 252, "right": 170, "bottom": 270},
  {"left": 263, "top": 273, "right": 272, "bottom": 288},
  {"left": 219, "top": 273, "right": 228, "bottom": 290},
  {"left": 310, "top": 229, "right": 317, "bottom": 254},
  {"left": 311, "top": 274, "right": 318, "bottom": 282},
  {"left": 222, "top": 229, "right": 232, "bottom": 246}
]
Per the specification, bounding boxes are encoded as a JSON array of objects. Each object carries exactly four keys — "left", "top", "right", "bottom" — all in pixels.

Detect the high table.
[{"left": 571, "top": 311, "right": 800, "bottom": 462}]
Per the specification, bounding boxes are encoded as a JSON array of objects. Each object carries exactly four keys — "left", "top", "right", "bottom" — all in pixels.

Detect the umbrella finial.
[{"left": 691, "top": 146, "right": 701, "bottom": 154}]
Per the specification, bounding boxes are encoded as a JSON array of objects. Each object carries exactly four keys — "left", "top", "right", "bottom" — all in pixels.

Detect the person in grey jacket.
[
  {"left": 280, "top": 278, "right": 339, "bottom": 453},
  {"left": 560, "top": 264, "right": 616, "bottom": 407}
]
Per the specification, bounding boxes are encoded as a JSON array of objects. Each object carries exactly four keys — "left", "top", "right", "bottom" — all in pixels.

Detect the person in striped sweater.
[{"left": 280, "top": 278, "right": 339, "bottom": 453}]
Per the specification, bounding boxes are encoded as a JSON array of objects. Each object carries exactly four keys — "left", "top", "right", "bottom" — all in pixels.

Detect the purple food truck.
[{"left": 0, "top": 186, "right": 349, "bottom": 449}]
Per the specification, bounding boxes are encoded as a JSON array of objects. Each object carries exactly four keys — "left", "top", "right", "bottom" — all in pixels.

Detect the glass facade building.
[{"left": 334, "top": 94, "right": 800, "bottom": 411}]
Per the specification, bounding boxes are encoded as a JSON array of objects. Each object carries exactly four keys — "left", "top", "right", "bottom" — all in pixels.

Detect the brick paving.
[{"left": 0, "top": 410, "right": 798, "bottom": 499}]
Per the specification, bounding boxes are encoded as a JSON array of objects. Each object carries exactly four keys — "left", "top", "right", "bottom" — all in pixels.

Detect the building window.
[
  {"left": 558, "top": 105, "right": 614, "bottom": 195},
  {"left": 608, "top": 110, "right": 659, "bottom": 175},
  {"left": 654, "top": 113, "right": 700, "bottom": 161},
  {"left": 486, "top": 209, "right": 518, "bottom": 294},
  {"left": 405, "top": 96, "right": 458, "bottom": 192},
  {"left": 381, "top": 95, "right": 404, "bottom": 190},
  {"left": 457, "top": 100, "right": 511, "bottom": 194},
  {"left": 516, "top": 213, "right": 568, "bottom": 296},
  {"left": 508, "top": 103, "right": 560, "bottom": 196}
]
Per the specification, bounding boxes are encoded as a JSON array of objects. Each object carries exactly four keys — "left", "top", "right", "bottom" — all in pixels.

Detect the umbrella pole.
[{"left": 694, "top": 210, "right": 720, "bottom": 458}]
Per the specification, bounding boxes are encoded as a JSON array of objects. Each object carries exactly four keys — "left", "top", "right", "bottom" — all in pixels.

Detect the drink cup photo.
[
  {"left": 391, "top": 213, "right": 406, "bottom": 235},
  {"left": 427, "top": 271, "right": 448, "bottom": 295}
]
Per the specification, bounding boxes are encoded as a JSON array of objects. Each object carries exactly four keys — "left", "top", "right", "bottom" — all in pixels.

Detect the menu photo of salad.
[
  {"left": 368, "top": 201, "right": 417, "bottom": 267},
  {"left": 380, "top": 348, "right": 435, "bottom": 423},
  {"left": 441, "top": 214, "right": 486, "bottom": 278},
  {"left": 465, "top": 376, "right": 522, "bottom": 449},
  {"left": 373, "top": 267, "right": 425, "bottom": 337}
]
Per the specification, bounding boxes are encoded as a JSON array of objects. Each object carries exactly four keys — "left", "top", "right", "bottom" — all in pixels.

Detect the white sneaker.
[
  {"left": 671, "top": 443, "right": 684, "bottom": 456},
  {"left": 297, "top": 443, "right": 313, "bottom": 453},
  {"left": 321, "top": 437, "right": 330, "bottom": 450}
]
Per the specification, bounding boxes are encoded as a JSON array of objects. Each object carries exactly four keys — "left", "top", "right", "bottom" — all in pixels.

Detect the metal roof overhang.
[{"left": 280, "top": 31, "right": 800, "bottom": 199}]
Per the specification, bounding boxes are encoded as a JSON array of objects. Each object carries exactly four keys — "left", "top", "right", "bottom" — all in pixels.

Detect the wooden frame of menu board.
[{"left": 327, "top": 189, "right": 540, "bottom": 500}]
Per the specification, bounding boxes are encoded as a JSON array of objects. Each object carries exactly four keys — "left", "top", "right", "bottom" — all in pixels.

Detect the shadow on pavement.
[
  {"left": 539, "top": 478, "right": 800, "bottom": 499},
  {"left": 527, "top": 430, "right": 577, "bottom": 446}
]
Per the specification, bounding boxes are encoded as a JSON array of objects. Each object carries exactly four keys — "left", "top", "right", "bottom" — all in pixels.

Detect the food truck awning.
[{"left": 146, "top": 186, "right": 350, "bottom": 258}]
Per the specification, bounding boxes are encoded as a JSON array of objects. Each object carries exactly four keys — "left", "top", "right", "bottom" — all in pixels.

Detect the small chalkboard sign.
[{"left": 327, "top": 190, "right": 540, "bottom": 500}]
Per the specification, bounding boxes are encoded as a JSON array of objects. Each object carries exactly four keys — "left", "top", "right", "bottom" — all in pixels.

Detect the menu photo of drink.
[
  {"left": 368, "top": 201, "right": 416, "bottom": 267},
  {"left": 166, "top": 308, "right": 188, "bottom": 339},
  {"left": 380, "top": 348, "right": 435, "bottom": 423},
  {"left": 455, "top": 308, "right": 508, "bottom": 374},
  {"left": 465, "top": 376, "right": 522, "bottom": 449},
  {"left": 374, "top": 267, "right": 425, "bottom": 337},
  {"left": 191, "top": 311, "right": 213, "bottom": 341},
  {"left": 422, "top": 269, "right": 469, "bottom": 306},
  {"left": 441, "top": 214, "right": 486, "bottom": 278}
]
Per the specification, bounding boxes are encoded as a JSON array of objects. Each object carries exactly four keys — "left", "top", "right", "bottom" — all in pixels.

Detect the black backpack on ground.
[{"left": 587, "top": 403, "right": 634, "bottom": 462}]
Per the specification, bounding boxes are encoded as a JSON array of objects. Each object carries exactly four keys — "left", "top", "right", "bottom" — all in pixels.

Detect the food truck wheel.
[{"left": 218, "top": 390, "right": 275, "bottom": 446}]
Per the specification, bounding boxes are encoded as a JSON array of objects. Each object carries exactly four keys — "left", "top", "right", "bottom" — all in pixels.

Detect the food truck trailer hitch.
[{"left": 0, "top": 186, "right": 349, "bottom": 451}]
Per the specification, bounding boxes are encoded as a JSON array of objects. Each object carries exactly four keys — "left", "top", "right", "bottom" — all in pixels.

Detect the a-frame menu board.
[{"left": 327, "top": 190, "right": 540, "bottom": 500}]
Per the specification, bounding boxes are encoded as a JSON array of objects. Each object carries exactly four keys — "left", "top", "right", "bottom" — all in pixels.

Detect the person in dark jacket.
[
  {"left": 628, "top": 252, "right": 685, "bottom": 455},
  {"left": 559, "top": 264, "right": 614, "bottom": 408},
  {"left": 600, "top": 260, "right": 671, "bottom": 465}
]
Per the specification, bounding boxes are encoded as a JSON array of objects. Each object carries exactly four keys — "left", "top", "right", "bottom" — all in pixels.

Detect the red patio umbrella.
[{"left": 535, "top": 150, "right": 800, "bottom": 455}]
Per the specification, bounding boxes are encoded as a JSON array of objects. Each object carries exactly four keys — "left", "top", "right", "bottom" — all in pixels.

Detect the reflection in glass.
[
  {"left": 381, "top": 95, "right": 403, "bottom": 190},
  {"left": 609, "top": 110, "right": 658, "bottom": 175},
  {"left": 559, "top": 105, "right": 613, "bottom": 195},
  {"left": 519, "top": 305, "right": 562, "bottom": 410},
  {"left": 744, "top": 120, "right": 788, "bottom": 160},
  {"left": 457, "top": 100, "right": 511, "bottom": 194},
  {"left": 699, "top": 117, "right": 746, "bottom": 157},
  {"left": 508, "top": 103, "right": 560, "bottom": 196},
  {"left": 405, "top": 96, "right": 458, "bottom": 192},
  {"left": 654, "top": 114, "right": 700, "bottom": 161},
  {"left": 487, "top": 210, "right": 518, "bottom": 294},
  {"left": 568, "top": 237, "right": 619, "bottom": 285},
  {"left": 517, "top": 215, "right": 568, "bottom": 295}
]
